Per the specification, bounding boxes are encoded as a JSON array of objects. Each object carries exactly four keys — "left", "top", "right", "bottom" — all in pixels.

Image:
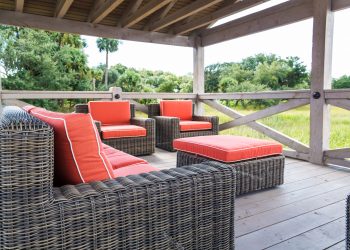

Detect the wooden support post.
[
  {"left": 109, "top": 87, "right": 122, "bottom": 100},
  {"left": 310, "top": 0, "right": 334, "bottom": 165},
  {"left": 193, "top": 39, "right": 204, "bottom": 115}
]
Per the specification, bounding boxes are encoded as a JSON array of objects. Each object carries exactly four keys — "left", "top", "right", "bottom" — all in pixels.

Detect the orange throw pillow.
[
  {"left": 160, "top": 100, "right": 193, "bottom": 121},
  {"left": 26, "top": 107, "right": 114, "bottom": 185},
  {"left": 88, "top": 101, "right": 131, "bottom": 125}
]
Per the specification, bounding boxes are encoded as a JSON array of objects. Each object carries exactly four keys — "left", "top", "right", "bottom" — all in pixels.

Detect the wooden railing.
[{"left": 0, "top": 88, "right": 349, "bottom": 167}]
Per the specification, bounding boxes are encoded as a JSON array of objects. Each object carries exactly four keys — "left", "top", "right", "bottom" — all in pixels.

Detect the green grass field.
[{"left": 205, "top": 104, "right": 350, "bottom": 149}]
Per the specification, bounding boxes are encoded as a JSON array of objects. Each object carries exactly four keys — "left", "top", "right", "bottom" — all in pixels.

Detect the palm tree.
[{"left": 96, "top": 38, "right": 119, "bottom": 88}]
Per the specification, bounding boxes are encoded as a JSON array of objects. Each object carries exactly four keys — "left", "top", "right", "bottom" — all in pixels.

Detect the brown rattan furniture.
[
  {"left": 76, "top": 103, "right": 155, "bottom": 156},
  {"left": 175, "top": 136, "right": 285, "bottom": 196},
  {"left": 0, "top": 106, "right": 236, "bottom": 250},
  {"left": 148, "top": 103, "right": 219, "bottom": 151}
]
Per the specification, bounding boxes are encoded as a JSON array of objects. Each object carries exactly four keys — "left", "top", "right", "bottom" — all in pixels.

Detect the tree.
[
  {"left": 96, "top": 38, "right": 119, "bottom": 89},
  {"left": 333, "top": 75, "right": 350, "bottom": 89}
]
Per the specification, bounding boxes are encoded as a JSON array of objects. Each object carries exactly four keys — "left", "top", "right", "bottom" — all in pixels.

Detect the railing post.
[
  {"left": 193, "top": 37, "right": 204, "bottom": 115},
  {"left": 309, "top": 0, "right": 334, "bottom": 165},
  {"left": 109, "top": 87, "right": 122, "bottom": 101}
]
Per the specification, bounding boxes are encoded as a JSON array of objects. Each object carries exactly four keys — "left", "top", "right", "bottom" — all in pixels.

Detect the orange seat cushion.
[
  {"left": 101, "top": 125, "right": 147, "bottom": 139},
  {"left": 88, "top": 101, "right": 131, "bottom": 125},
  {"left": 25, "top": 106, "right": 114, "bottom": 185},
  {"left": 160, "top": 100, "right": 193, "bottom": 120},
  {"left": 173, "top": 135, "right": 283, "bottom": 163},
  {"left": 102, "top": 143, "right": 147, "bottom": 169},
  {"left": 179, "top": 121, "right": 212, "bottom": 132},
  {"left": 113, "top": 163, "right": 159, "bottom": 177}
]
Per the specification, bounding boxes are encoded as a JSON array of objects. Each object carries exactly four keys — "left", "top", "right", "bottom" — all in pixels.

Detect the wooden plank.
[
  {"left": 283, "top": 149, "right": 310, "bottom": 161},
  {"left": 201, "top": 0, "right": 313, "bottom": 46},
  {"left": 121, "top": 0, "right": 173, "bottom": 28},
  {"left": 236, "top": 186, "right": 350, "bottom": 237},
  {"left": 55, "top": 0, "right": 74, "bottom": 18},
  {"left": 325, "top": 88, "right": 350, "bottom": 99},
  {"left": 173, "top": 0, "right": 269, "bottom": 35},
  {"left": 332, "top": 0, "right": 350, "bottom": 11},
  {"left": 1, "top": 90, "right": 112, "bottom": 100},
  {"left": 149, "top": 0, "right": 223, "bottom": 32},
  {"left": 267, "top": 217, "right": 346, "bottom": 250},
  {"left": 235, "top": 200, "right": 345, "bottom": 249},
  {"left": 326, "top": 158, "right": 350, "bottom": 168},
  {"left": 236, "top": 171, "right": 350, "bottom": 208},
  {"left": 309, "top": 0, "right": 334, "bottom": 164},
  {"left": 0, "top": 10, "right": 194, "bottom": 47},
  {"left": 89, "top": 0, "right": 125, "bottom": 24},
  {"left": 144, "top": 0, "right": 178, "bottom": 30},
  {"left": 199, "top": 90, "right": 310, "bottom": 100},
  {"left": 118, "top": 0, "right": 144, "bottom": 26},
  {"left": 325, "top": 148, "right": 350, "bottom": 159},
  {"left": 219, "top": 99, "right": 309, "bottom": 130},
  {"left": 15, "top": 0, "right": 24, "bottom": 12},
  {"left": 193, "top": 43, "right": 204, "bottom": 115},
  {"left": 121, "top": 92, "right": 197, "bottom": 99},
  {"left": 327, "top": 99, "right": 350, "bottom": 111},
  {"left": 203, "top": 100, "right": 310, "bottom": 153}
]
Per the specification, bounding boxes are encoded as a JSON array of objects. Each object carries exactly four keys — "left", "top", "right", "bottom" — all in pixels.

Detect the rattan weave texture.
[
  {"left": 177, "top": 151, "right": 284, "bottom": 195},
  {"left": 75, "top": 103, "right": 155, "bottom": 156},
  {"left": 0, "top": 107, "right": 235, "bottom": 250},
  {"left": 148, "top": 103, "right": 219, "bottom": 151}
]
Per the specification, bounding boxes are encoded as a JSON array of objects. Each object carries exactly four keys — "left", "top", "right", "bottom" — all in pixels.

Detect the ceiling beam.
[
  {"left": 121, "top": 0, "right": 174, "bottom": 28},
  {"left": 149, "top": 0, "right": 224, "bottom": 32},
  {"left": 332, "top": 0, "right": 350, "bottom": 11},
  {"left": 201, "top": 0, "right": 313, "bottom": 46},
  {"left": 0, "top": 9, "right": 194, "bottom": 47},
  {"left": 89, "top": 0, "right": 125, "bottom": 24},
  {"left": 173, "top": 0, "right": 269, "bottom": 35},
  {"left": 119, "top": 0, "right": 144, "bottom": 26},
  {"left": 55, "top": 0, "right": 74, "bottom": 18},
  {"left": 144, "top": 0, "right": 178, "bottom": 30},
  {"left": 15, "top": 0, "right": 24, "bottom": 12}
]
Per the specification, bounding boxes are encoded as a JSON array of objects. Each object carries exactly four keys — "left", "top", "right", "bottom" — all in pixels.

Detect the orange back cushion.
[
  {"left": 27, "top": 107, "right": 115, "bottom": 185},
  {"left": 88, "top": 101, "right": 131, "bottom": 125},
  {"left": 160, "top": 100, "right": 193, "bottom": 120}
]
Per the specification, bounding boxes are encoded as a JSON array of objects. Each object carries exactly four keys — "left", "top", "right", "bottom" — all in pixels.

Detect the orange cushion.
[
  {"left": 179, "top": 121, "right": 212, "bottom": 132},
  {"left": 160, "top": 100, "right": 193, "bottom": 120},
  {"left": 173, "top": 135, "right": 283, "bottom": 163},
  {"left": 88, "top": 101, "right": 130, "bottom": 125},
  {"left": 102, "top": 143, "right": 147, "bottom": 169},
  {"left": 101, "top": 125, "right": 147, "bottom": 139},
  {"left": 27, "top": 107, "right": 114, "bottom": 185},
  {"left": 113, "top": 163, "right": 159, "bottom": 177}
]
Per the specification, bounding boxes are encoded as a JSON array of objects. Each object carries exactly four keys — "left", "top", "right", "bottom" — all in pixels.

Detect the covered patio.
[{"left": 0, "top": 0, "right": 350, "bottom": 249}]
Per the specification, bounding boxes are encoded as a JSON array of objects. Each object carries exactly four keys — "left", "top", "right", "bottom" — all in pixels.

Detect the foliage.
[{"left": 333, "top": 75, "right": 350, "bottom": 89}]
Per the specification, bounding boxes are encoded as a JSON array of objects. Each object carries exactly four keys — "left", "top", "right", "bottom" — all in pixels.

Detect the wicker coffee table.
[{"left": 174, "top": 135, "right": 285, "bottom": 195}]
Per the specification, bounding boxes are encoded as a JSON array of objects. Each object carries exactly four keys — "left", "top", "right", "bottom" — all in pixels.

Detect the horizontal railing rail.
[{"left": 0, "top": 88, "right": 349, "bottom": 166}]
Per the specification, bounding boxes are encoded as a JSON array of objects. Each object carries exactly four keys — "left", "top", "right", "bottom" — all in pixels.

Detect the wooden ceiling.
[{"left": 0, "top": 0, "right": 349, "bottom": 47}]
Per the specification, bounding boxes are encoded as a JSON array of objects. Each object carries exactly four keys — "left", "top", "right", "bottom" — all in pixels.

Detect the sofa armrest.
[
  {"left": 53, "top": 161, "right": 235, "bottom": 249},
  {"left": 193, "top": 115, "right": 219, "bottom": 134},
  {"left": 75, "top": 104, "right": 89, "bottom": 114}
]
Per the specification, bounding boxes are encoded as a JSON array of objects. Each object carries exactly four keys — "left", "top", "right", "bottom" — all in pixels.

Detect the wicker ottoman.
[{"left": 174, "top": 135, "right": 285, "bottom": 196}]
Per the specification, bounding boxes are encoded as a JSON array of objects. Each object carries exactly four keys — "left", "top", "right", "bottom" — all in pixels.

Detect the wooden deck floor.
[{"left": 141, "top": 149, "right": 350, "bottom": 250}]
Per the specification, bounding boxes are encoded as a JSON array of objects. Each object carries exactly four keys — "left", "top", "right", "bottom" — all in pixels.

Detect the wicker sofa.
[
  {"left": 75, "top": 103, "right": 155, "bottom": 156},
  {"left": 0, "top": 107, "right": 236, "bottom": 250},
  {"left": 148, "top": 102, "right": 219, "bottom": 151}
]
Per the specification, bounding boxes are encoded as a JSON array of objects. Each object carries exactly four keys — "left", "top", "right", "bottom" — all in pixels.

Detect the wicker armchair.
[
  {"left": 148, "top": 103, "right": 219, "bottom": 151},
  {"left": 0, "top": 107, "right": 235, "bottom": 250},
  {"left": 75, "top": 103, "right": 155, "bottom": 156}
]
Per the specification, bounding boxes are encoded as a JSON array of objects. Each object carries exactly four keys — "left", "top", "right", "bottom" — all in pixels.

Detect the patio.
[{"left": 142, "top": 149, "right": 349, "bottom": 249}]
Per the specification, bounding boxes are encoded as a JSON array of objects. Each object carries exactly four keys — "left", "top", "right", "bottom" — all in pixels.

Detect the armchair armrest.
[
  {"left": 75, "top": 104, "right": 88, "bottom": 114},
  {"left": 130, "top": 117, "right": 154, "bottom": 128},
  {"left": 93, "top": 120, "right": 102, "bottom": 133},
  {"left": 53, "top": 161, "right": 235, "bottom": 249},
  {"left": 193, "top": 115, "right": 219, "bottom": 134}
]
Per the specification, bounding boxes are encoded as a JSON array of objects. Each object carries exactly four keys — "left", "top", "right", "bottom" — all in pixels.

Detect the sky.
[{"left": 82, "top": 1, "right": 350, "bottom": 78}]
